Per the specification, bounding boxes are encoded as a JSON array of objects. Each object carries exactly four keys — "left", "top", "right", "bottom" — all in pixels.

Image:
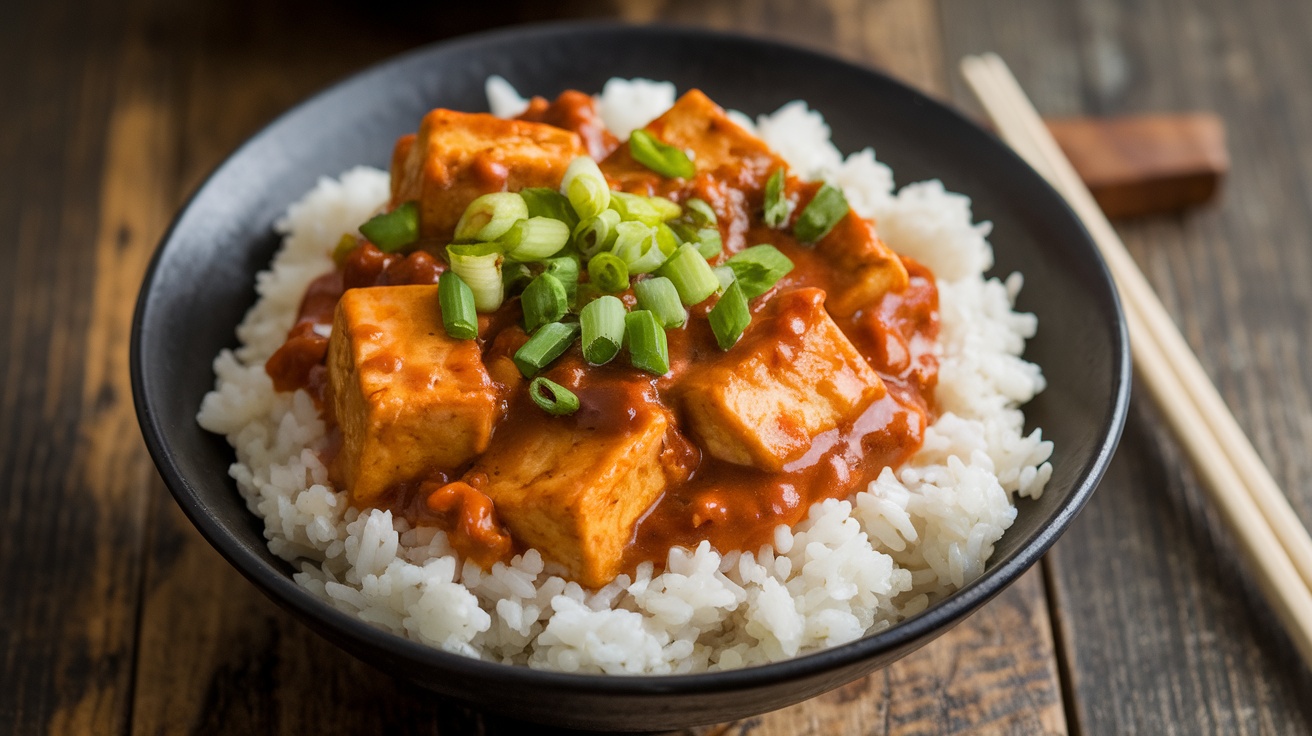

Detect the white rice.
[{"left": 197, "top": 78, "right": 1053, "bottom": 674}]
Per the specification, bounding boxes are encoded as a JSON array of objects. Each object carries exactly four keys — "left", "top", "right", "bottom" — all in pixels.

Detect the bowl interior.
[{"left": 132, "top": 22, "right": 1128, "bottom": 729}]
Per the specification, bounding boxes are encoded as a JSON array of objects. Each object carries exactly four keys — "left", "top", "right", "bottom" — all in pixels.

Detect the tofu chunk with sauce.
[
  {"left": 466, "top": 404, "right": 672, "bottom": 588},
  {"left": 680, "top": 288, "right": 886, "bottom": 471},
  {"left": 390, "top": 110, "right": 587, "bottom": 241},
  {"left": 327, "top": 284, "right": 499, "bottom": 504}
]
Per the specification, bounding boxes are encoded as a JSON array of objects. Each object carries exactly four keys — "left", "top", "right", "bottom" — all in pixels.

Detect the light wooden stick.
[{"left": 961, "top": 53, "right": 1312, "bottom": 664}]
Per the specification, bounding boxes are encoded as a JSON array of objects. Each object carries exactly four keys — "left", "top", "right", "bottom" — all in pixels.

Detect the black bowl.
[{"left": 131, "top": 22, "right": 1130, "bottom": 731}]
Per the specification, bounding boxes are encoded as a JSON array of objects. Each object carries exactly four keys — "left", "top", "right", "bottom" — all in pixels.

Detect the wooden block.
[{"left": 1044, "top": 113, "right": 1228, "bottom": 218}]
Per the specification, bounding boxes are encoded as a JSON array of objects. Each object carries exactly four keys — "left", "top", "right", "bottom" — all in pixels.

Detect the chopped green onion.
[
  {"left": 446, "top": 242, "right": 504, "bottom": 312},
  {"left": 573, "top": 209, "right": 621, "bottom": 258},
  {"left": 359, "top": 201, "right": 420, "bottom": 253},
  {"left": 649, "top": 196, "right": 682, "bottom": 221},
  {"left": 513, "top": 321, "right": 580, "bottom": 377},
  {"left": 658, "top": 243, "right": 719, "bottom": 306},
  {"left": 528, "top": 376, "right": 580, "bottom": 416},
  {"left": 693, "top": 227, "right": 722, "bottom": 259},
  {"left": 708, "top": 280, "right": 751, "bottom": 350},
  {"left": 580, "top": 295, "right": 626, "bottom": 365},
  {"left": 655, "top": 223, "right": 681, "bottom": 257},
  {"left": 453, "top": 193, "right": 528, "bottom": 243},
  {"left": 713, "top": 265, "right": 736, "bottom": 292},
  {"left": 625, "top": 310, "right": 669, "bottom": 375},
  {"left": 724, "top": 244, "right": 795, "bottom": 299},
  {"left": 763, "top": 168, "right": 789, "bottom": 229},
  {"left": 561, "top": 156, "right": 611, "bottom": 219},
  {"left": 633, "top": 277, "right": 686, "bottom": 328},
  {"left": 588, "top": 252, "right": 630, "bottom": 293},
  {"left": 502, "top": 261, "right": 533, "bottom": 292},
  {"left": 332, "top": 233, "right": 358, "bottom": 266},
  {"left": 519, "top": 187, "right": 579, "bottom": 229},
  {"left": 608, "top": 191, "right": 664, "bottom": 225},
  {"left": 685, "top": 198, "right": 717, "bottom": 227},
  {"left": 612, "top": 221, "right": 668, "bottom": 274},
  {"left": 499, "top": 217, "right": 570, "bottom": 261},
  {"left": 521, "top": 273, "right": 568, "bottom": 333},
  {"left": 629, "top": 129, "right": 696, "bottom": 179},
  {"left": 544, "top": 256, "right": 580, "bottom": 305},
  {"left": 794, "top": 183, "right": 849, "bottom": 243},
  {"left": 438, "top": 271, "right": 478, "bottom": 340}
]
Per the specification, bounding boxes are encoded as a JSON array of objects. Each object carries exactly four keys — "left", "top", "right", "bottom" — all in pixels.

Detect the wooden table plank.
[
  {"left": 941, "top": 0, "right": 1312, "bottom": 732},
  {"left": 121, "top": 1, "right": 1071, "bottom": 734}
]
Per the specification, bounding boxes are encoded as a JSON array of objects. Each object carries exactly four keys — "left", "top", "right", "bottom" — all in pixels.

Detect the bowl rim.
[{"left": 131, "top": 19, "right": 1131, "bottom": 696}]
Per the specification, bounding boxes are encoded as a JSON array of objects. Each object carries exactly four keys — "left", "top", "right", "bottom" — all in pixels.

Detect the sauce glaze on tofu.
[{"left": 265, "top": 89, "right": 940, "bottom": 588}]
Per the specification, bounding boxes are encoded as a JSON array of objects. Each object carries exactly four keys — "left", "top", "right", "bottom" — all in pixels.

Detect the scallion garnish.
[
  {"left": 437, "top": 271, "right": 478, "bottom": 340},
  {"left": 685, "top": 198, "right": 717, "bottom": 227},
  {"left": 332, "top": 234, "right": 358, "bottom": 266},
  {"left": 561, "top": 156, "right": 611, "bottom": 219},
  {"left": 708, "top": 280, "right": 751, "bottom": 350},
  {"left": 649, "top": 196, "right": 683, "bottom": 222},
  {"left": 359, "top": 201, "right": 420, "bottom": 253},
  {"left": 608, "top": 191, "right": 664, "bottom": 225},
  {"left": 588, "top": 252, "right": 630, "bottom": 293},
  {"left": 574, "top": 209, "right": 621, "bottom": 258},
  {"left": 612, "top": 221, "right": 668, "bottom": 274},
  {"left": 693, "top": 227, "right": 722, "bottom": 260},
  {"left": 580, "top": 295, "right": 626, "bottom": 365},
  {"left": 446, "top": 242, "right": 504, "bottom": 312},
  {"left": 629, "top": 129, "right": 696, "bottom": 179},
  {"left": 544, "top": 256, "right": 580, "bottom": 306},
  {"left": 513, "top": 321, "right": 580, "bottom": 377},
  {"left": 658, "top": 243, "right": 719, "bottom": 306},
  {"left": 625, "top": 310, "right": 669, "bottom": 375},
  {"left": 724, "top": 244, "right": 795, "bottom": 299},
  {"left": 713, "top": 265, "right": 736, "bottom": 292},
  {"left": 501, "top": 261, "right": 533, "bottom": 292},
  {"left": 519, "top": 187, "right": 580, "bottom": 230},
  {"left": 453, "top": 192, "right": 528, "bottom": 243},
  {"left": 633, "top": 276, "right": 687, "bottom": 328},
  {"left": 794, "top": 183, "right": 848, "bottom": 243},
  {"left": 763, "top": 168, "right": 789, "bottom": 229},
  {"left": 499, "top": 216, "right": 570, "bottom": 261},
  {"left": 521, "top": 273, "right": 568, "bottom": 333},
  {"left": 528, "top": 376, "right": 580, "bottom": 416}
]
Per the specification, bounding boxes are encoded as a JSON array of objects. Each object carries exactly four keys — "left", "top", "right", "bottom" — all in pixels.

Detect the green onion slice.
[
  {"left": 633, "top": 276, "right": 687, "bottom": 328},
  {"left": 528, "top": 376, "right": 580, "bottom": 416},
  {"left": 685, "top": 198, "right": 717, "bottom": 227},
  {"left": 561, "top": 156, "right": 611, "bottom": 220},
  {"left": 543, "top": 256, "right": 580, "bottom": 306},
  {"left": 359, "top": 201, "right": 420, "bottom": 253},
  {"left": 708, "top": 280, "right": 751, "bottom": 350},
  {"left": 437, "top": 271, "right": 478, "bottom": 340},
  {"left": 453, "top": 192, "right": 528, "bottom": 243},
  {"left": 521, "top": 272, "right": 568, "bottom": 333},
  {"left": 794, "top": 183, "right": 849, "bottom": 244},
  {"left": 574, "top": 209, "right": 621, "bottom": 258},
  {"left": 608, "top": 191, "right": 663, "bottom": 225},
  {"left": 612, "top": 221, "right": 668, "bottom": 274},
  {"left": 501, "top": 261, "right": 533, "bottom": 292},
  {"left": 713, "top": 265, "right": 736, "bottom": 292},
  {"left": 649, "top": 196, "right": 682, "bottom": 221},
  {"left": 513, "top": 321, "right": 580, "bottom": 377},
  {"left": 693, "top": 227, "right": 722, "bottom": 260},
  {"left": 629, "top": 129, "right": 696, "bottom": 179},
  {"left": 658, "top": 243, "right": 719, "bottom": 306},
  {"left": 499, "top": 216, "right": 570, "bottom": 261},
  {"left": 332, "top": 234, "right": 358, "bottom": 266},
  {"left": 625, "top": 310, "right": 670, "bottom": 375},
  {"left": 724, "top": 244, "right": 795, "bottom": 299},
  {"left": 580, "top": 295, "right": 626, "bottom": 365},
  {"left": 588, "top": 252, "right": 630, "bottom": 293},
  {"left": 519, "top": 187, "right": 579, "bottom": 229},
  {"left": 446, "top": 242, "right": 504, "bottom": 312},
  {"left": 763, "top": 168, "right": 789, "bottom": 229}
]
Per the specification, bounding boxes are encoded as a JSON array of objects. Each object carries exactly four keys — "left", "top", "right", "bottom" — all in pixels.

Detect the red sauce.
[{"left": 265, "top": 99, "right": 941, "bottom": 584}]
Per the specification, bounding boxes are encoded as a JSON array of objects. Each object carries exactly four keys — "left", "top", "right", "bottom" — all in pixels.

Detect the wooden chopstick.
[{"left": 961, "top": 53, "right": 1312, "bottom": 665}]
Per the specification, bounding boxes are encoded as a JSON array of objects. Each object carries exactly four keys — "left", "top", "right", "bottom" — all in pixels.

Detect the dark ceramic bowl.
[{"left": 131, "top": 22, "right": 1129, "bottom": 731}]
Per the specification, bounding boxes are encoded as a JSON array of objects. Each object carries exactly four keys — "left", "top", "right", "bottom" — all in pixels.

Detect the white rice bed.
[{"left": 197, "top": 78, "right": 1053, "bottom": 674}]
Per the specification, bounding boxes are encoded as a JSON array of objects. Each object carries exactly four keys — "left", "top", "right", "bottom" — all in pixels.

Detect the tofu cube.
[
  {"left": 816, "top": 214, "right": 909, "bottom": 317},
  {"left": 466, "top": 405, "right": 672, "bottom": 588},
  {"left": 680, "top": 288, "right": 886, "bottom": 470},
  {"left": 327, "top": 284, "right": 499, "bottom": 504},
  {"left": 390, "top": 109, "right": 586, "bottom": 241}
]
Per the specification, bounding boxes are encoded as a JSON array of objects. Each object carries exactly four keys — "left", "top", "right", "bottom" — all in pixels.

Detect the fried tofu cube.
[
  {"left": 680, "top": 288, "right": 886, "bottom": 471},
  {"left": 467, "top": 405, "right": 672, "bottom": 588},
  {"left": 390, "top": 110, "right": 586, "bottom": 241},
  {"left": 816, "top": 214, "right": 909, "bottom": 317},
  {"left": 327, "top": 284, "right": 499, "bottom": 504}
]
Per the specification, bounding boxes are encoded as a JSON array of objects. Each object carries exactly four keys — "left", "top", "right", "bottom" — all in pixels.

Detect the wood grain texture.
[{"left": 942, "top": 0, "right": 1312, "bottom": 732}]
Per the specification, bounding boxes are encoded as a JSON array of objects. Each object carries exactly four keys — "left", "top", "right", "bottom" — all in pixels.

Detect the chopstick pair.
[{"left": 960, "top": 53, "right": 1312, "bottom": 665}]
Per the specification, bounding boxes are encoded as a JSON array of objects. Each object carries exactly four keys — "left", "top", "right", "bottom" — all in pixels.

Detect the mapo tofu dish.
[{"left": 264, "top": 89, "right": 940, "bottom": 589}]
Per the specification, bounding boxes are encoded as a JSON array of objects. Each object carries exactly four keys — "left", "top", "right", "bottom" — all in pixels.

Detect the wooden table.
[{"left": 5, "top": 0, "right": 1311, "bottom": 732}]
